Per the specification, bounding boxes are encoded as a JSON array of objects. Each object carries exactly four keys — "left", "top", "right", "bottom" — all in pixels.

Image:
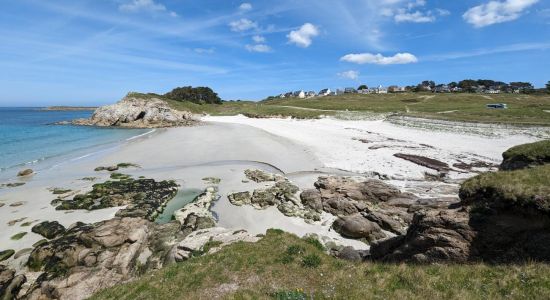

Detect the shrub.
[
  {"left": 302, "top": 236, "right": 325, "bottom": 251},
  {"left": 165, "top": 86, "right": 222, "bottom": 105},
  {"left": 301, "top": 254, "right": 321, "bottom": 268}
]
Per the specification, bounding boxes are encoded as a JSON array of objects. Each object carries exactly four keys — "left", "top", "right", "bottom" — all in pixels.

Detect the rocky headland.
[{"left": 71, "top": 93, "right": 197, "bottom": 128}]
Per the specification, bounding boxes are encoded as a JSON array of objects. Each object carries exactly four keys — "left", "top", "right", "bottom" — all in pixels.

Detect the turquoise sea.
[{"left": 0, "top": 107, "right": 148, "bottom": 178}]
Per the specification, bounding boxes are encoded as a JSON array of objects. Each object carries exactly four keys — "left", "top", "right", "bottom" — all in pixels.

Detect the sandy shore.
[{"left": 0, "top": 116, "right": 545, "bottom": 269}]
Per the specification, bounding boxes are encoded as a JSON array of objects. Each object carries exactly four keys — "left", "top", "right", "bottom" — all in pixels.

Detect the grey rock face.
[
  {"left": 332, "top": 214, "right": 386, "bottom": 241},
  {"left": 72, "top": 94, "right": 197, "bottom": 128}
]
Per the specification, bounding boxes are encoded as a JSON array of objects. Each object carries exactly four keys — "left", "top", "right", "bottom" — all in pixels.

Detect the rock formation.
[
  {"left": 72, "top": 93, "right": 197, "bottom": 128},
  {"left": 31, "top": 221, "right": 66, "bottom": 240},
  {"left": 0, "top": 265, "right": 26, "bottom": 300}
]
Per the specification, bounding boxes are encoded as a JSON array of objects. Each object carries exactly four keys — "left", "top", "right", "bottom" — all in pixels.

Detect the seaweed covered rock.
[
  {"left": 500, "top": 140, "right": 550, "bottom": 171},
  {"left": 0, "top": 250, "right": 15, "bottom": 263},
  {"left": 227, "top": 191, "right": 252, "bottom": 206},
  {"left": 31, "top": 221, "right": 66, "bottom": 239},
  {"left": 244, "top": 169, "right": 284, "bottom": 183},
  {"left": 72, "top": 93, "right": 196, "bottom": 128},
  {"left": 26, "top": 217, "right": 183, "bottom": 300},
  {"left": 55, "top": 178, "right": 179, "bottom": 221}
]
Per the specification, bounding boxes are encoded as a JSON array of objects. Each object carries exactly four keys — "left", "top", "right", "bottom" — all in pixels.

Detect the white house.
[
  {"left": 294, "top": 90, "right": 306, "bottom": 99},
  {"left": 306, "top": 91, "right": 316, "bottom": 98},
  {"left": 318, "top": 88, "right": 331, "bottom": 96},
  {"left": 377, "top": 85, "right": 388, "bottom": 94}
]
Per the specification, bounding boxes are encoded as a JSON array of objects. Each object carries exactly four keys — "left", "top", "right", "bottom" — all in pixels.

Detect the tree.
[
  {"left": 421, "top": 80, "right": 435, "bottom": 89},
  {"left": 546, "top": 81, "right": 550, "bottom": 93},
  {"left": 357, "top": 84, "right": 368, "bottom": 90},
  {"left": 509, "top": 82, "right": 534, "bottom": 93},
  {"left": 458, "top": 79, "right": 477, "bottom": 93},
  {"left": 164, "top": 86, "right": 222, "bottom": 104}
]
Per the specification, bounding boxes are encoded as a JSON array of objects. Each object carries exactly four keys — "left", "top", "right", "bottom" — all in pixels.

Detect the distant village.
[{"left": 271, "top": 79, "right": 538, "bottom": 100}]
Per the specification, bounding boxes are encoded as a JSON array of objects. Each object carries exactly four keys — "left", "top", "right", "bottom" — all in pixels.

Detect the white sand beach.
[{"left": 0, "top": 116, "right": 545, "bottom": 269}]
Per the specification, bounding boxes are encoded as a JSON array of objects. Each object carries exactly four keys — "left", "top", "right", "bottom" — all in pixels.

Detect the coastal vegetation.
[
  {"left": 151, "top": 91, "right": 550, "bottom": 125},
  {"left": 164, "top": 86, "right": 222, "bottom": 105},
  {"left": 91, "top": 229, "right": 550, "bottom": 299}
]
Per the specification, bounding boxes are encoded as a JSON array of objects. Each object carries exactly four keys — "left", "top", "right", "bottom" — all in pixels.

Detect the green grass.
[
  {"left": 459, "top": 164, "right": 550, "bottom": 211},
  {"left": 264, "top": 93, "right": 550, "bottom": 125},
  {"left": 91, "top": 230, "right": 550, "bottom": 299},
  {"left": 503, "top": 140, "right": 550, "bottom": 162}
]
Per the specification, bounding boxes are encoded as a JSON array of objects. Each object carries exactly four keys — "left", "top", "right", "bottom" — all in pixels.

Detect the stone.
[
  {"left": 174, "top": 187, "right": 218, "bottom": 229},
  {"left": 17, "top": 169, "right": 34, "bottom": 177},
  {"left": 314, "top": 176, "right": 405, "bottom": 204},
  {"left": 0, "top": 265, "right": 26, "bottom": 300},
  {"left": 227, "top": 191, "right": 252, "bottom": 206},
  {"left": 71, "top": 94, "right": 197, "bottom": 128},
  {"left": 332, "top": 214, "right": 386, "bottom": 241},
  {"left": 31, "top": 221, "right": 66, "bottom": 239},
  {"left": 300, "top": 189, "right": 323, "bottom": 212},
  {"left": 55, "top": 178, "right": 178, "bottom": 221},
  {"left": 336, "top": 246, "right": 363, "bottom": 262},
  {"left": 0, "top": 251, "right": 15, "bottom": 262},
  {"left": 173, "top": 227, "right": 260, "bottom": 262},
  {"left": 25, "top": 217, "right": 182, "bottom": 300},
  {"left": 370, "top": 209, "right": 475, "bottom": 263},
  {"left": 244, "top": 169, "right": 283, "bottom": 183},
  {"left": 393, "top": 153, "right": 450, "bottom": 172}
]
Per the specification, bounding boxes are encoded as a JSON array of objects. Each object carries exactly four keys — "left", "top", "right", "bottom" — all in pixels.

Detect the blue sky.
[{"left": 1, "top": 0, "right": 549, "bottom": 106}]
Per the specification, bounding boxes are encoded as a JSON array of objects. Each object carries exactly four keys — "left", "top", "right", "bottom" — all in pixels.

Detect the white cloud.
[
  {"left": 394, "top": 10, "right": 435, "bottom": 23},
  {"left": 119, "top": 0, "right": 176, "bottom": 16},
  {"left": 341, "top": 52, "right": 418, "bottom": 65},
  {"left": 245, "top": 44, "right": 272, "bottom": 53},
  {"left": 229, "top": 18, "right": 258, "bottom": 32},
  {"left": 463, "top": 0, "right": 539, "bottom": 28},
  {"left": 252, "top": 35, "right": 266, "bottom": 43},
  {"left": 287, "top": 23, "right": 319, "bottom": 48},
  {"left": 239, "top": 3, "right": 253, "bottom": 12},
  {"left": 338, "top": 70, "right": 360, "bottom": 80}
]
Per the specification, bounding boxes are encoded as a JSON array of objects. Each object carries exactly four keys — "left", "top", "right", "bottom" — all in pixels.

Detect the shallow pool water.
[{"left": 155, "top": 188, "right": 203, "bottom": 224}]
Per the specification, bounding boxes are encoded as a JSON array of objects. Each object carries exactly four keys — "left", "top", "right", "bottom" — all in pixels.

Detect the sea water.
[{"left": 0, "top": 107, "right": 148, "bottom": 178}]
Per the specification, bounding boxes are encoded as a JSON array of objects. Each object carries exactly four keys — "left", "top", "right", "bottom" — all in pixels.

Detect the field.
[
  {"left": 91, "top": 230, "right": 550, "bottom": 300},
  {"left": 164, "top": 92, "right": 550, "bottom": 125}
]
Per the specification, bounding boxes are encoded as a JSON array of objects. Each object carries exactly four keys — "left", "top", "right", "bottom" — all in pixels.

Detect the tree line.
[{"left": 164, "top": 86, "right": 222, "bottom": 104}]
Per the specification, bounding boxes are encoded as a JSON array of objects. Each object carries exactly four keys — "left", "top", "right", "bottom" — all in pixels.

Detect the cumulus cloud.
[
  {"left": 239, "top": 3, "right": 252, "bottom": 12},
  {"left": 119, "top": 0, "right": 176, "bottom": 16},
  {"left": 229, "top": 18, "right": 258, "bottom": 32},
  {"left": 340, "top": 52, "right": 418, "bottom": 65},
  {"left": 245, "top": 44, "right": 272, "bottom": 53},
  {"left": 252, "top": 35, "right": 266, "bottom": 43},
  {"left": 383, "top": 0, "right": 449, "bottom": 23},
  {"left": 287, "top": 23, "right": 319, "bottom": 48},
  {"left": 337, "top": 70, "right": 360, "bottom": 80},
  {"left": 463, "top": 0, "right": 539, "bottom": 28}
]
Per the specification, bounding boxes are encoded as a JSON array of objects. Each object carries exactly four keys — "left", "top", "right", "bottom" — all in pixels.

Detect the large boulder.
[
  {"left": 72, "top": 93, "right": 196, "bottom": 128},
  {"left": 370, "top": 209, "right": 475, "bottom": 263},
  {"left": 332, "top": 214, "right": 386, "bottom": 241}
]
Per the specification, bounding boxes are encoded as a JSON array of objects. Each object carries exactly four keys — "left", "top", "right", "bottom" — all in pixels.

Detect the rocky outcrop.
[
  {"left": 0, "top": 265, "right": 26, "bottom": 300},
  {"left": 228, "top": 173, "right": 320, "bottom": 223},
  {"left": 370, "top": 209, "right": 475, "bottom": 263},
  {"left": 500, "top": 140, "right": 550, "bottom": 171},
  {"left": 244, "top": 169, "right": 284, "bottom": 183},
  {"left": 72, "top": 94, "right": 197, "bottom": 128},
  {"left": 173, "top": 227, "right": 260, "bottom": 262},
  {"left": 25, "top": 217, "right": 183, "bottom": 300},
  {"left": 55, "top": 178, "right": 179, "bottom": 221},
  {"left": 174, "top": 187, "right": 218, "bottom": 235},
  {"left": 31, "top": 221, "right": 66, "bottom": 239}
]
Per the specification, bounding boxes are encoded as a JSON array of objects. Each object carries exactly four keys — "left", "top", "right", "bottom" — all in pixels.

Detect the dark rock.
[
  {"left": 17, "top": 169, "right": 34, "bottom": 177},
  {"left": 332, "top": 214, "right": 386, "bottom": 241},
  {"left": 0, "top": 265, "right": 26, "bottom": 300},
  {"left": 31, "top": 221, "right": 66, "bottom": 239},
  {"left": 0, "top": 251, "right": 15, "bottom": 263},
  {"left": 393, "top": 153, "right": 450, "bottom": 172},
  {"left": 370, "top": 209, "right": 475, "bottom": 263},
  {"left": 336, "top": 246, "right": 363, "bottom": 262},
  {"left": 55, "top": 178, "right": 178, "bottom": 221},
  {"left": 181, "top": 213, "right": 216, "bottom": 236}
]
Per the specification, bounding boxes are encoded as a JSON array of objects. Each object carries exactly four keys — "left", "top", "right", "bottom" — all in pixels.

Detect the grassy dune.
[
  {"left": 265, "top": 93, "right": 550, "bottom": 125},
  {"left": 92, "top": 230, "right": 550, "bottom": 299}
]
